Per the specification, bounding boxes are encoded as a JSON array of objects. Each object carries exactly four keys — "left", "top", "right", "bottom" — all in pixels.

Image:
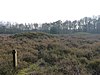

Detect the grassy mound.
[{"left": 12, "top": 32, "right": 54, "bottom": 39}]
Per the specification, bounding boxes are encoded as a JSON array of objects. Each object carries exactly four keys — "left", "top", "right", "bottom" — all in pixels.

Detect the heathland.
[{"left": 0, "top": 32, "right": 100, "bottom": 75}]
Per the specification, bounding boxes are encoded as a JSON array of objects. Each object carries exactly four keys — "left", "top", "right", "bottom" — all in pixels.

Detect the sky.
[{"left": 0, "top": 0, "right": 100, "bottom": 23}]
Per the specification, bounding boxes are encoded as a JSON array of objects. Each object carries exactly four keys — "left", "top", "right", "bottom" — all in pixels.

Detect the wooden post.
[{"left": 12, "top": 50, "right": 17, "bottom": 69}]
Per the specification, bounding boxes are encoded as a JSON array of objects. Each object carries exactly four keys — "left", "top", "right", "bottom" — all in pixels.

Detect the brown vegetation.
[{"left": 0, "top": 32, "right": 100, "bottom": 75}]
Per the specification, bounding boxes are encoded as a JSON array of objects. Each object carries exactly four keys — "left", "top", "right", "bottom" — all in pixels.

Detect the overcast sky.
[{"left": 0, "top": 0, "right": 100, "bottom": 23}]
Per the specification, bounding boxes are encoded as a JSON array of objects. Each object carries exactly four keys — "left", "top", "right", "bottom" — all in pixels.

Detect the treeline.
[{"left": 1, "top": 15, "right": 100, "bottom": 34}]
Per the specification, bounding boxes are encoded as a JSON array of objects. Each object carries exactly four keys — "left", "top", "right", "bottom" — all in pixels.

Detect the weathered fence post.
[{"left": 12, "top": 50, "right": 17, "bottom": 69}]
